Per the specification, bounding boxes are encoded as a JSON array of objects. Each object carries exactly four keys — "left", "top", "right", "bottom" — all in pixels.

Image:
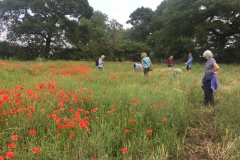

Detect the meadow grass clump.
[{"left": 0, "top": 60, "right": 239, "bottom": 159}]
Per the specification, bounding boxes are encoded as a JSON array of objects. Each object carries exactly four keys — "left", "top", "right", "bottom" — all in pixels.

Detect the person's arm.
[
  {"left": 142, "top": 61, "right": 144, "bottom": 71},
  {"left": 185, "top": 58, "right": 192, "bottom": 65},
  {"left": 212, "top": 63, "right": 219, "bottom": 73}
]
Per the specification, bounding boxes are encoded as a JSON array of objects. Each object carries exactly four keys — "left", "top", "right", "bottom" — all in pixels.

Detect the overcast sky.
[{"left": 88, "top": 0, "right": 163, "bottom": 28}]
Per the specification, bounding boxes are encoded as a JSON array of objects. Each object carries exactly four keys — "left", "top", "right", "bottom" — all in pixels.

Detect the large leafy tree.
[
  {"left": 127, "top": 7, "right": 154, "bottom": 42},
  {"left": 0, "top": 0, "right": 93, "bottom": 58}
]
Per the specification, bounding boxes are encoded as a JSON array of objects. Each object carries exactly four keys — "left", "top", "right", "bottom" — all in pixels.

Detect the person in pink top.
[{"left": 167, "top": 56, "right": 174, "bottom": 67}]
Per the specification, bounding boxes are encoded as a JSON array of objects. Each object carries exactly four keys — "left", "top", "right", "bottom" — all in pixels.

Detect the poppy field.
[{"left": 0, "top": 60, "right": 240, "bottom": 159}]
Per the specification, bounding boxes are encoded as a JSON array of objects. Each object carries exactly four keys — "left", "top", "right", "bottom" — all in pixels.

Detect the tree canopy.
[
  {"left": 0, "top": 0, "right": 93, "bottom": 58},
  {"left": 1, "top": 0, "right": 240, "bottom": 62}
]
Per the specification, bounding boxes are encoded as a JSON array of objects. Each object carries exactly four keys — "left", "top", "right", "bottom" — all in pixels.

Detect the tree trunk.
[{"left": 44, "top": 34, "right": 52, "bottom": 58}]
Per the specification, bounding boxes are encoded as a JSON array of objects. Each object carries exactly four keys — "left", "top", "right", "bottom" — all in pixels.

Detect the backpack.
[{"left": 95, "top": 58, "right": 99, "bottom": 66}]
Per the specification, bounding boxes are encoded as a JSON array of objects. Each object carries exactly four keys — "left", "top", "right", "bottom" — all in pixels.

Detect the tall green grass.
[{"left": 0, "top": 60, "right": 239, "bottom": 159}]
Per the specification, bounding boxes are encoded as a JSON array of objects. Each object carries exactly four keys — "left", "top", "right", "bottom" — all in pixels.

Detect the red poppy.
[
  {"left": 0, "top": 155, "right": 3, "bottom": 160},
  {"left": 3, "top": 95, "right": 10, "bottom": 100},
  {"left": 67, "top": 122, "right": 75, "bottom": 128},
  {"left": 5, "top": 151, "right": 15, "bottom": 159},
  {"left": 129, "top": 119, "right": 136, "bottom": 123},
  {"left": 132, "top": 99, "right": 138, "bottom": 103},
  {"left": 70, "top": 133, "right": 75, "bottom": 139},
  {"left": 124, "top": 130, "right": 130, "bottom": 134},
  {"left": 33, "top": 147, "right": 40, "bottom": 154},
  {"left": 11, "top": 135, "right": 19, "bottom": 141},
  {"left": 1, "top": 111, "right": 7, "bottom": 116},
  {"left": 146, "top": 130, "right": 152, "bottom": 134},
  {"left": 152, "top": 104, "right": 158, "bottom": 109},
  {"left": 113, "top": 103, "right": 117, "bottom": 107},
  {"left": 29, "top": 129, "right": 36, "bottom": 135},
  {"left": 163, "top": 117, "right": 168, "bottom": 122},
  {"left": 122, "top": 148, "right": 127, "bottom": 154},
  {"left": 69, "top": 109, "right": 74, "bottom": 113},
  {"left": 163, "top": 103, "right": 168, "bottom": 107},
  {"left": 92, "top": 108, "right": 98, "bottom": 113},
  {"left": 56, "top": 133, "right": 61, "bottom": 137},
  {"left": 8, "top": 143, "right": 16, "bottom": 149}
]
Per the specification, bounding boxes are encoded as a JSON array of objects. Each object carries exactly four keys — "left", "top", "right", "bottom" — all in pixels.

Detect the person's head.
[
  {"left": 141, "top": 52, "right": 147, "bottom": 58},
  {"left": 101, "top": 55, "right": 105, "bottom": 59},
  {"left": 170, "top": 56, "right": 173, "bottom": 59},
  {"left": 188, "top": 53, "right": 192, "bottom": 56},
  {"left": 203, "top": 50, "right": 213, "bottom": 59}
]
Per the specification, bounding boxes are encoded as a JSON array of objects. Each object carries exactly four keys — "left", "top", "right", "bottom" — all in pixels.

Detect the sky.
[{"left": 88, "top": 0, "right": 163, "bottom": 28}]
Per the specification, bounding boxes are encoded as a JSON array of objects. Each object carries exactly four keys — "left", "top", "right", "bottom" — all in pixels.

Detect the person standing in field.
[
  {"left": 201, "top": 50, "right": 220, "bottom": 106},
  {"left": 185, "top": 52, "right": 193, "bottom": 73},
  {"left": 141, "top": 52, "right": 152, "bottom": 76},
  {"left": 98, "top": 55, "right": 105, "bottom": 70},
  {"left": 167, "top": 56, "right": 174, "bottom": 67}
]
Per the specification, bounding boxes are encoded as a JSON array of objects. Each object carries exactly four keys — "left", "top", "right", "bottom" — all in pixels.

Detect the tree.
[
  {"left": 127, "top": 7, "right": 154, "bottom": 42},
  {"left": 106, "top": 19, "right": 123, "bottom": 39},
  {"left": 149, "top": 0, "right": 240, "bottom": 62},
  {"left": 0, "top": 0, "right": 93, "bottom": 58}
]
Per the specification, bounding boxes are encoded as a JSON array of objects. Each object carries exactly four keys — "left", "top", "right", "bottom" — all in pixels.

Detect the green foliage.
[
  {"left": 148, "top": 0, "right": 240, "bottom": 62},
  {"left": 0, "top": 0, "right": 93, "bottom": 57}
]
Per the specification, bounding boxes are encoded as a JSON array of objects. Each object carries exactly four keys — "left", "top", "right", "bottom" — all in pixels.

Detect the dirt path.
[{"left": 180, "top": 106, "right": 225, "bottom": 160}]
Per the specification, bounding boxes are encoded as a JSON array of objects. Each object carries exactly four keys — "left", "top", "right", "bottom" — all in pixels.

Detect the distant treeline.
[{"left": 0, "top": 0, "right": 240, "bottom": 63}]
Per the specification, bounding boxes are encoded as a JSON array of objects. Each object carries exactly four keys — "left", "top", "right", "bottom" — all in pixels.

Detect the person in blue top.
[
  {"left": 185, "top": 52, "right": 193, "bottom": 73},
  {"left": 202, "top": 50, "right": 220, "bottom": 106},
  {"left": 141, "top": 52, "right": 152, "bottom": 76},
  {"left": 98, "top": 55, "right": 105, "bottom": 70}
]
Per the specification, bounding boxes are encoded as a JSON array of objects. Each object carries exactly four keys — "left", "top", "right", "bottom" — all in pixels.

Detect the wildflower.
[
  {"left": 38, "top": 83, "right": 45, "bottom": 90},
  {"left": 163, "top": 117, "right": 168, "bottom": 122},
  {"left": 11, "top": 135, "right": 19, "bottom": 141},
  {"left": 146, "top": 130, "right": 152, "bottom": 134},
  {"left": 129, "top": 119, "right": 136, "bottom": 123},
  {"left": 152, "top": 104, "right": 158, "bottom": 109},
  {"left": 92, "top": 108, "right": 98, "bottom": 113},
  {"left": 2, "top": 111, "right": 7, "bottom": 116},
  {"left": 33, "top": 147, "right": 40, "bottom": 154},
  {"left": 29, "top": 129, "right": 36, "bottom": 135},
  {"left": 67, "top": 122, "right": 75, "bottom": 128},
  {"left": 58, "top": 102, "right": 63, "bottom": 107},
  {"left": 5, "top": 152, "right": 15, "bottom": 159},
  {"left": 70, "top": 133, "right": 75, "bottom": 139},
  {"left": 87, "top": 90, "right": 92, "bottom": 95},
  {"left": 113, "top": 103, "right": 117, "bottom": 107},
  {"left": 132, "top": 99, "right": 138, "bottom": 103},
  {"left": 56, "top": 133, "right": 61, "bottom": 137},
  {"left": 0, "top": 155, "right": 3, "bottom": 160},
  {"left": 124, "top": 130, "right": 130, "bottom": 134},
  {"left": 122, "top": 148, "right": 127, "bottom": 154},
  {"left": 3, "top": 95, "right": 10, "bottom": 100},
  {"left": 8, "top": 143, "right": 16, "bottom": 149},
  {"left": 112, "top": 108, "right": 116, "bottom": 112},
  {"left": 69, "top": 109, "right": 74, "bottom": 113},
  {"left": 163, "top": 103, "right": 168, "bottom": 107}
]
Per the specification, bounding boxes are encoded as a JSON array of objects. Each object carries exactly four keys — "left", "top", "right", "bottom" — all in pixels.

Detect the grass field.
[{"left": 0, "top": 60, "right": 240, "bottom": 159}]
